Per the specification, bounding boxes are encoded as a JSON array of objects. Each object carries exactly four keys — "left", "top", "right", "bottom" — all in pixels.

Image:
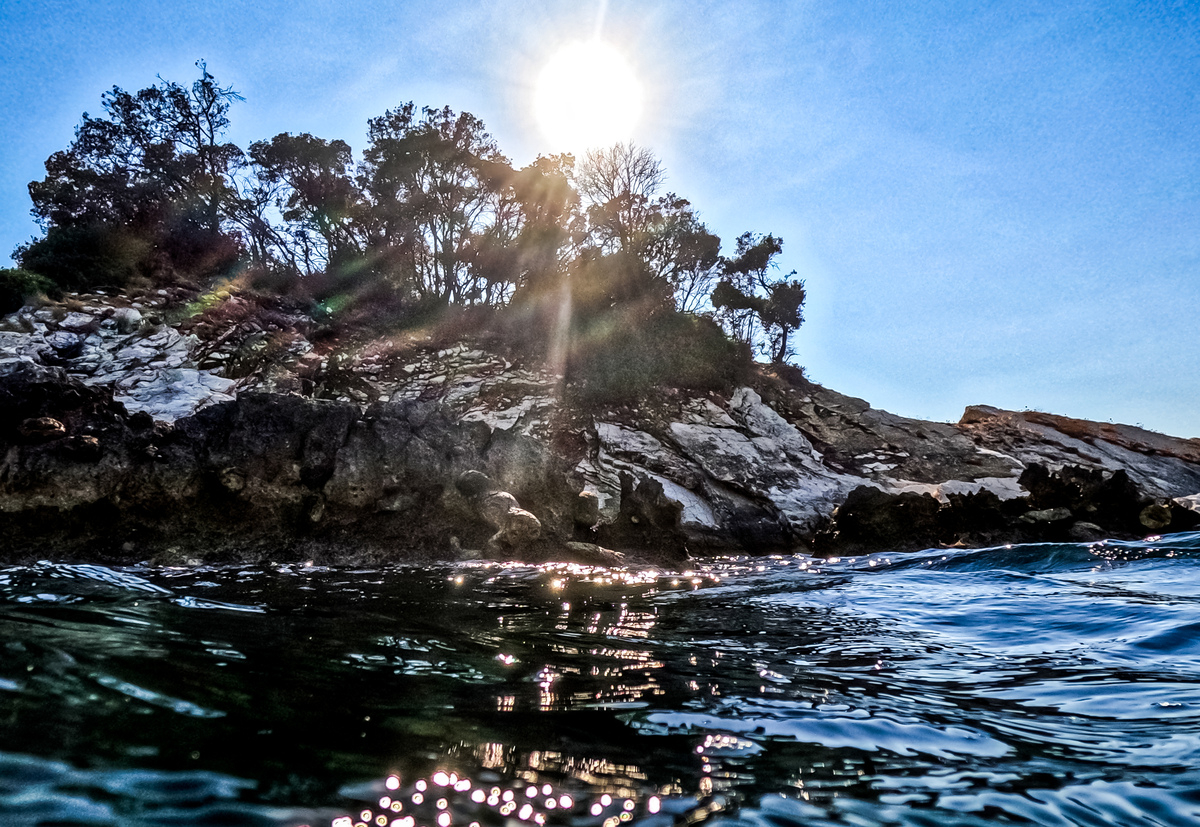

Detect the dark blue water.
[{"left": 2, "top": 534, "right": 1200, "bottom": 826}]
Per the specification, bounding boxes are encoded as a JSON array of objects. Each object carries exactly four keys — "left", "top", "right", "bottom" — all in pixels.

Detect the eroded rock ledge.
[{"left": 1, "top": 293, "right": 1198, "bottom": 566}]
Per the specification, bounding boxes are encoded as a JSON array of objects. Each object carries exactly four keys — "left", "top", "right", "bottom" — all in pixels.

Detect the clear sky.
[{"left": 2, "top": 0, "right": 1198, "bottom": 436}]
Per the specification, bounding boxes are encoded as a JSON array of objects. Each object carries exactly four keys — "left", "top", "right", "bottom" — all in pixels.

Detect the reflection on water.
[
  {"left": 1, "top": 539, "right": 1200, "bottom": 825},
  {"left": 329, "top": 769, "right": 667, "bottom": 827}
]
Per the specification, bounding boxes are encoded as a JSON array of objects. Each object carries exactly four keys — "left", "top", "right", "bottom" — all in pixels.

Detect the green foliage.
[
  {"left": 26, "top": 61, "right": 245, "bottom": 288},
  {"left": 16, "top": 224, "right": 150, "bottom": 291},
  {"left": 568, "top": 307, "right": 751, "bottom": 405},
  {"left": 246, "top": 132, "right": 361, "bottom": 275},
  {"left": 0, "top": 268, "right": 58, "bottom": 314},
  {"left": 359, "top": 104, "right": 517, "bottom": 304}
]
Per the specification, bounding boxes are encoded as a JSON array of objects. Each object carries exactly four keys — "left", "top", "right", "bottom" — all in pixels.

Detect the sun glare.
[{"left": 534, "top": 40, "right": 643, "bottom": 153}]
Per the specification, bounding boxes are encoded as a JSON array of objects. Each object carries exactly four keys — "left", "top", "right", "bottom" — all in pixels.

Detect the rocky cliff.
[{"left": 2, "top": 290, "right": 1198, "bottom": 566}]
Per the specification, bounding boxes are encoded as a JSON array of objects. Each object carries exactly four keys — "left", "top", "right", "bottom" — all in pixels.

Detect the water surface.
[{"left": 2, "top": 533, "right": 1199, "bottom": 826}]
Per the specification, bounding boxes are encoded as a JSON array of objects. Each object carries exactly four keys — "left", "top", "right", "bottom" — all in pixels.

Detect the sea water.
[{"left": 1, "top": 533, "right": 1199, "bottom": 826}]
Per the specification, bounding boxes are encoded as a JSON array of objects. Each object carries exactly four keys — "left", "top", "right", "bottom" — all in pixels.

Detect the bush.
[
  {"left": 567, "top": 308, "right": 751, "bottom": 405},
  {"left": 0, "top": 268, "right": 58, "bottom": 314},
  {"left": 17, "top": 224, "right": 149, "bottom": 292}
]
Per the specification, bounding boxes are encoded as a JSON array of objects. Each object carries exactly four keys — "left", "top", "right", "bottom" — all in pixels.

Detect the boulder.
[
  {"left": 1139, "top": 503, "right": 1172, "bottom": 531},
  {"left": 817, "top": 485, "right": 941, "bottom": 553},
  {"left": 19, "top": 417, "right": 66, "bottom": 442},
  {"left": 1068, "top": 521, "right": 1108, "bottom": 542},
  {"left": 112, "top": 306, "right": 143, "bottom": 335}
]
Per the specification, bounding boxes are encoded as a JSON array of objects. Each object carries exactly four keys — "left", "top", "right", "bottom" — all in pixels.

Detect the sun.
[{"left": 534, "top": 40, "right": 643, "bottom": 153}]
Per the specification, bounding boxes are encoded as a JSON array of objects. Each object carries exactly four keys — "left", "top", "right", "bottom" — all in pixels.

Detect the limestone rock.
[
  {"left": 112, "top": 307, "right": 143, "bottom": 335},
  {"left": 3, "top": 290, "right": 1200, "bottom": 565}
]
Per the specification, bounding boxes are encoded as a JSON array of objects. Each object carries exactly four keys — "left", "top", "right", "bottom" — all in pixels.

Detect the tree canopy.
[{"left": 18, "top": 65, "right": 810, "bottom": 395}]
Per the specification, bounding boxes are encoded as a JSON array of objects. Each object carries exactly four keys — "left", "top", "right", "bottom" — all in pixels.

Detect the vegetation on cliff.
[{"left": 11, "top": 64, "right": 806, "bottom": 403}]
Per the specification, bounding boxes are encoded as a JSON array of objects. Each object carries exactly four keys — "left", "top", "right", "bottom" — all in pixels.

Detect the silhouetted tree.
[
  {"left": 359, "top": 104, "right": 515, "bottom": 304},
  {"left": 246, "top": 133, "right": 363, "bottom": 275},
  {"left": 24, "top": 61, "right": 244, "bottom": 285},
  {"left": 641, "top": 196, "right": 722, "bottom": 313},
  {"left": 576, "top": 144, "right": 725, "bottom": 315},
  {"left": 475, "top": 153, "right": 581, "bottom": 302},
  {"left": 711, "top": 232, "right": 806, "bottom": 363},
  {"left": 577, "top": 142, "right": 663, "bottom": 255},
  {"left": 19, "top": 65, "right": 806, "bottom": 392}
]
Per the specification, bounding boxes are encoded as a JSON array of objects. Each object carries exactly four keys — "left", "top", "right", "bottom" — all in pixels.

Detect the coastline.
[{"left": 2, "top": 290, "right": 1198, "bottom": 566}]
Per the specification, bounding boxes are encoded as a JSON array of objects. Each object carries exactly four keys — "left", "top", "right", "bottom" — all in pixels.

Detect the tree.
[
  {"left": 473, "top": 153, "right": 581, "bottom": 302},
  {"left": 576, "top": 144, "right": 726, "bottom": 315},
  {"left": 576, "top": 142, "right": 663, "bottom": 255},
  {"left": 640, "top": 196, "right": 722, "bottom": 313},
  {"left": 711, "top": 232, "right": 806, "bottom": 363},
  {"left": 358, "top": 104, "right": 515, "bottom": 304},
  {"left": 24, "top": 61, "right": 244, "bottom": 284},
  {"left": 246, "top": 133, "right": 363, "bottom": 276}
]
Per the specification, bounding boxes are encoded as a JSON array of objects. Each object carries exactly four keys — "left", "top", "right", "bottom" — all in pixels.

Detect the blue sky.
[{"left": 2, "top": 0, "right": 1198, "bottom": 435}]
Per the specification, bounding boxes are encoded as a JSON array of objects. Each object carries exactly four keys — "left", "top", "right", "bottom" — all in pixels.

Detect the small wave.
[
  {"left": 641, "top": 710, "right": 1010, "bottom": 759},
  {"left": 171, "top": 595, "right": 266, "bottom": 613},
  {"left": 32, "top": 562, "right": 174, "bottom": 594},
  {"left": 91, "top": 672, "right": 226, "bottom": 719},
  {"left": 0, "top": 562, "right": 173, "bottom": 603},
  {"left": 0, "top": 751, "right": 336, "bottom": 827},
  {"left": 936, "top": 779, "right": 1200, "bottom": 826}
]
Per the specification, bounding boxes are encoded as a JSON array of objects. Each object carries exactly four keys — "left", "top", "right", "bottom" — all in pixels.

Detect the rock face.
[
  {"left": 1, "top": 293, "right": 1199, "bottom": 565},
  {"left": 0, "top": 292, "right": 237, "bottom": 422}
]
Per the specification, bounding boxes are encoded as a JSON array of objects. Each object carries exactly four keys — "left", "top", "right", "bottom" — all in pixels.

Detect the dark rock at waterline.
[
  {"left": 0, "top": 362, "right": 680, "bottom": 566},
  {"left": 813, "top": 462, "right": 1200, "bottom": 555},
  {"left": 593, "top": 473, "right": 690, "bottom": 559},
  {"left": 1, "top": 356, "right": 1199, "bottom": 566},
  {"left": 817, "top": 485, "right": 941, "bottom": 553}
]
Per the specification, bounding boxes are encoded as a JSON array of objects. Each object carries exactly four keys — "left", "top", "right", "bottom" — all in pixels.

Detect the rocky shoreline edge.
[{"left": 2, "top": 290, "right": 1199, "bottom": 567}]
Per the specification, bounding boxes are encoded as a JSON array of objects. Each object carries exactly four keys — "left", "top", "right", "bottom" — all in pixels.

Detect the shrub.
[
  {"left": 16, "top": 224, "right": 149, "bottom": 292},
  {"left": 0, "top": 268, "right": 58, "bottom": 314},
  {"left": 567, "top": 308, "right": 751, "bottom": 405}
]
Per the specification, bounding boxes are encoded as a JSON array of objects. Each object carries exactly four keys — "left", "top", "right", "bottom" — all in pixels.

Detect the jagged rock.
[
  {"left": 818, "top": 485, "right": 942, "bottom": 553},
  {"left": 960, "top": 405, "right": 1004, "bottom": 424},
  {"left": 594, "top": 473, "right": 690, "bottom": 558},
  {"left": 2, "top": 292, "right": 1200, "bottom": 565},
  {"left": 46, "top": 332, "right": 85, "bottom": 359},
  {"left": 1167, "top": 501, "right": 1200, "bottom": 532}
]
